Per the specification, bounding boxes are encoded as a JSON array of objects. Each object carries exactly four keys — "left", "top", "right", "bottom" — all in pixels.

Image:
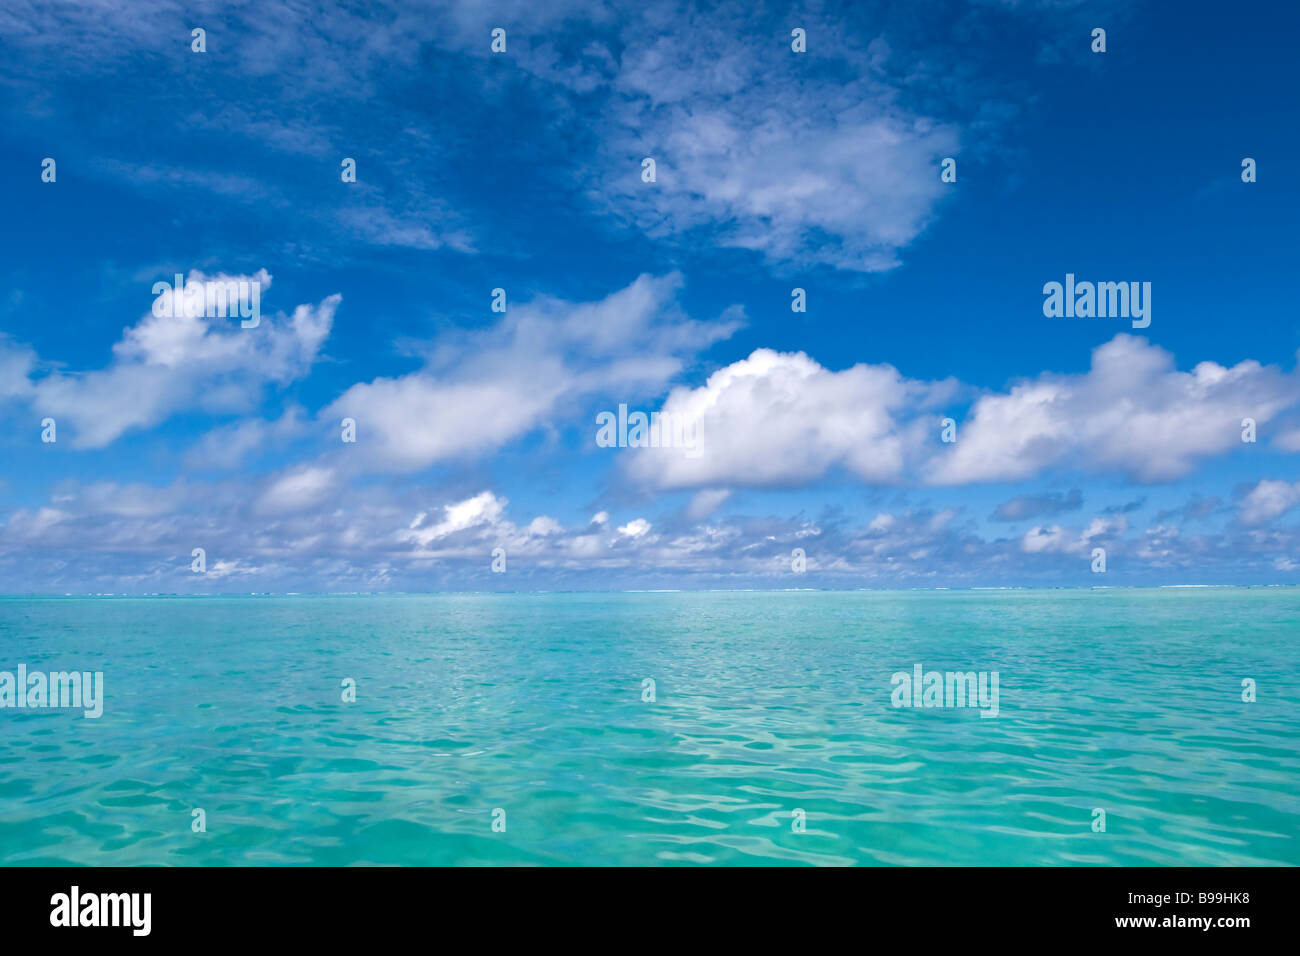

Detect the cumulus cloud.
[
  {"left": 1021, "top": 524, "right": 1072, "bottom": 555},
  {"left": 405, "top": 491, "right": 508, "bottom": 548},
  {"left": 527, "top": 516, "right": 565, "bottom": 537},
  {"left": 621, "top": 335, "right": 1300, "bottom": 493},
  {"left": 9, "top": 270, "right": 337, "bottom": 448},
  {"left": 617, "top": 518, "right": 652, "bottom": 539},
  {"left": 928, "top": 335, "right": 1300, "bottom": 484},
  {"left": 624, "top": 347, "right": 952, "bottom": 490},
  {"left": 1021, "top": 515, "right": 1120, "bottom": 556},
  {"left": 326, "top": 272, "right": 741, "bottom": 472}
]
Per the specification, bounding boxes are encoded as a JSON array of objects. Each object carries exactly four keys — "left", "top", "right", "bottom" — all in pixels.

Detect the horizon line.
[{"left": 0, "top": 584, "right": 1295, "bottom": 599}]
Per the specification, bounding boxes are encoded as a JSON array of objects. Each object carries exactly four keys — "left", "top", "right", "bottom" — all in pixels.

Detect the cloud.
[
  {"left": 0, "top": 2, "right": 481, "bottom": 256},
  {"left": 599, "top": 102, "right": 958, "bottom": 273},
  {"left": 257, "top": 465, "right": 336, "bottom": 515},
  {"left": 624, "top": 347, "right": 951, "bottom": 490},
  {"left": 1154, "top": 495, "right": 1223, "bottom": 525},
  {"left": 326, "top": 272, "right": 741, "bottom": 472},
  {"left": 527, "top": 516, "right": 565, "bottom": 537},
  {"left": 336, "top": 194, "right": 476, "bottom": 254},
  {"left": 1273, "top": 426, "right": 1300, "bottom": 452},
  {"left": 183, "top": 407, "right": 307, "bottom": 470},
  {"left": 992, "top": 488, "right": 1083, "bottom": 521},
  {"left": 10, "top": 271, "right": 337, "bottom": 448},
  {"left": 1021, "top": 524, "right": 1072, "bottom": 554},
  {"left": 1020, "top": 514, "right": 1119, "bottom": 556},
  {"left": 0, "top": 338, "right": 36, "bottom": 399},
  {"left": 686, "top": 489, "right": 731, "bottom": 520},
  {"left": 1238, "top": 480, "right": 1300, "bottom": 526},
  {"left": 617, "top": 518, "right": 652, "bottom": 539},
  {"left": 405, "top": 491, "right": 509, "bottom": 548},
  {"left": 3, "top": 472, "right": 1298, "bottom": 592},
  {"left": 1102, "top": 497, "right": 1147, "bottom": 515},
  {"left": 928, "top": 336, "right": 1300, "bottom": 485},
  {"left": 623, "top": 335, "right": 1300, "bottom": 494},
  {"left": 586, "top": 3, "right": 962, "bottom": 271},
  {"left": 1, "top": 1, "right": 1014, "bottom": 271}
]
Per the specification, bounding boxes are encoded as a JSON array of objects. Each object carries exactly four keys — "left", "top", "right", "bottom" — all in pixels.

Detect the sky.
[{"left": 0, "top": 0, "right": 1297, "bottom": 592}]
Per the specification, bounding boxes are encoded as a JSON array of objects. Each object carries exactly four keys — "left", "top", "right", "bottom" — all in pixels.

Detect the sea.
[{"left": 1, "top": 589, "right": 1296, "bottom": 865}]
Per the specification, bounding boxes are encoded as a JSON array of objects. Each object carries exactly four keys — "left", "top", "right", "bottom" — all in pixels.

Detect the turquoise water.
[{"left": 1, "top": 590, "right": 1296, "bottom": 866}]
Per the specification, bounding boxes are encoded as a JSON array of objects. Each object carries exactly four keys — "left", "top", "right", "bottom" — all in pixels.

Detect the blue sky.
[{"left": 1, "top": 0, "right": 1297, "bottom": 591}]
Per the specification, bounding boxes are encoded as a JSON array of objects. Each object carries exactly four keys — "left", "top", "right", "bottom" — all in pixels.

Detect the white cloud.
[
  {"left": 528, "top": 516, "right": 564, "bottom": 537},
  {"left": 326, "top": 272, "right": 741, "bottom": 472},
  {"left": 1238, "top": 480, "right": 1300, "bottom": 526},
  {"left": 4, "top": 470, "right": 1299, "bottom": 590},
  {"left": 1021, "top": 514, "right": 1122, "bottom": 556},
  {"left": 625, "top": 347, "right": 949, "bottom": 489},
  {"left": 583, "top": 4, "right": 961, "bottom": 272},
  {"left": 1084, "top": 515, "right": 1125, "bottom": 538},
  {"left": 928, "top": 336, "right": 1300, "bottom": 484},
  {"left": 869, "top": 513, "right": 895, "bottom": 531},
  {"left": 405, "top": 491, "right": 508, "bottom": 547},
  {"left": 621, "top": 335, "right": 1300, "bottom": 493},
  {"left": 617, "top": 518, "right": 652, "bottom": 538},
  {"left": 257, "top": 465, "right": 336, "bottom": 515},
  {"left": 205, "top": 559, "right": 260, "bottom": 579},
  {"left": 602, "top": 106, "right": 958, "bottom": 273},
  {"left": 13, "top": 270, "right": 337, "bottom": 448}
]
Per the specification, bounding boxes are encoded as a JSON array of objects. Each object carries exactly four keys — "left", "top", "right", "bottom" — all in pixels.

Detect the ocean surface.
[{"left": 1, "top": 589, "right": 1296, "bottom": 866}]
